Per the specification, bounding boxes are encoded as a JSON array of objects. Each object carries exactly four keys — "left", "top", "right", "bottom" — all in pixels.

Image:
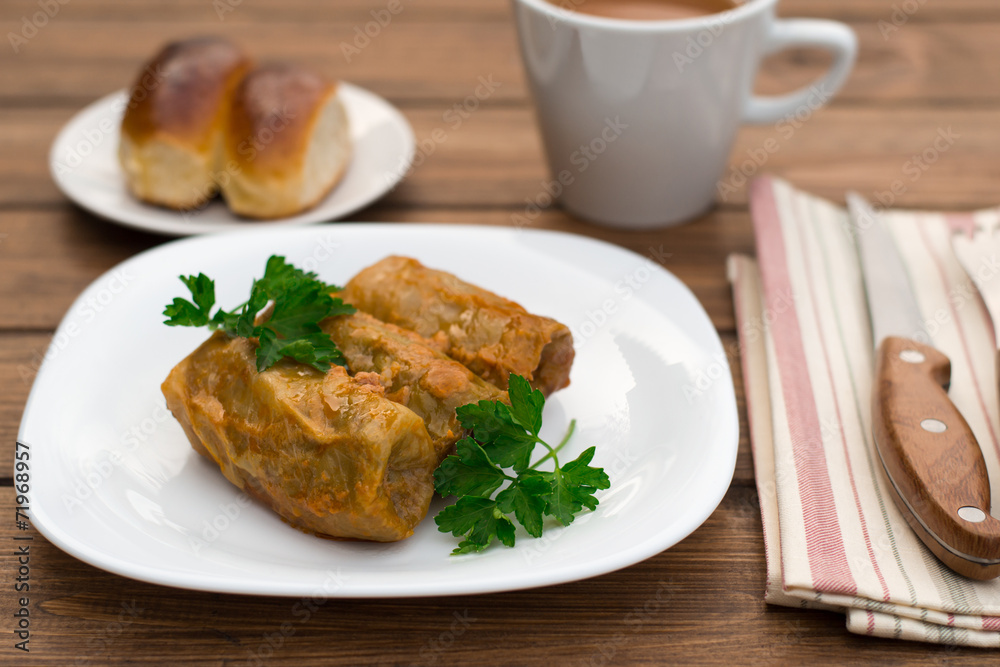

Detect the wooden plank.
[
  {"left": 0, "top": 0, "right": 516, "bottom": 23},
  {"left": 0, "top": 208, "right": 164, "bottom": 331},
  {"left": 1, "top": 485, "right": 992, "bottom": 664},
  {"left": 722, "top": 108, "right": 999, "bottom": 209},
  {"left": 727, "top": 331, "right": 754, "bottom": 486},
  {"left": 0, "top": 333, "right": 46, "bottom": 457},
  {"left": 781, "top": 0, "right": 999, "bottom": 21},
  {"left": 0, "top": 0, "right": 996, "bottom": 23},
  {"left": 2, "top": 21, "right": 1000, "bottom": 105},
  {"left": 5, "top": 106, "right": 1000, "bottom": 210},
  {"left": 0, "top": 20, "right": 527, "bottom": 104}
]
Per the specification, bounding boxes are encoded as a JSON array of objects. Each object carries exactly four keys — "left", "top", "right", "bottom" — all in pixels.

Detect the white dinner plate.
[
  {"left": 49, "top": 84, "right": 415, "bottom": 236},
  {"left": 20, "top": 225, "right": 738, "bottom": 597}
]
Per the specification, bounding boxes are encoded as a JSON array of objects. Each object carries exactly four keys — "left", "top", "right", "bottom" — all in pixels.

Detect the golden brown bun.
[
  {"left": 118, "top": 37, "right": 251, "bottom": 210},
  {"left": 221, "top": 63, "right": 352, "bottom": 219}
]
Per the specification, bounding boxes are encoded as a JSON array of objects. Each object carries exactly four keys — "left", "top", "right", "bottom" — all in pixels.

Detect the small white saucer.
[{"left": 49, "top": 83, "right": 415, "bottom": 236}]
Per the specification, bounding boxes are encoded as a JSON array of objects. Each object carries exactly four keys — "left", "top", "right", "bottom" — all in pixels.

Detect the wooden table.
[{"left": 1, "top": 0, "right": 997, "bottom": 663}]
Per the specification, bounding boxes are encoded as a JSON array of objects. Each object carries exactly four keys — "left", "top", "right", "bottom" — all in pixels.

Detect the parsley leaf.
[
  {"left": 494, "top": 471, "right": 548, "bottom": 538},
  {"left": 434, "top": 374, "right": 609, "bottom": 555},
  {"left": 163, "top": 256, "right": 355, "bottom": 373},
  {"left": 433, "top": 438, "right": 510, "bottom": 498},
  {"left": 256, "top": 254, "right": 343, "bottom": 295},
  {"left": 539, "top": 447, "right": 610, "bottom": 525},
  {"left": 506, "top": 373, "right": 544, "bottom": 435},
  {"left": 435, "top": 497, "right": 516, "bottom": 553},
  {"left": 164, "top": 273, "right": 215, "bottom": 327},
  {"left": 559, "top": 446, "right": 611, "bottom": 510},
  {"left": 456, "top": 400, "right": 537, "bottom": 473}
]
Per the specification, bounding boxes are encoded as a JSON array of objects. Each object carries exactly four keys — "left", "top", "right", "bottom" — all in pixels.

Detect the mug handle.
[{"left": 742, "top": 19, "right": 857, "bottom": 125}]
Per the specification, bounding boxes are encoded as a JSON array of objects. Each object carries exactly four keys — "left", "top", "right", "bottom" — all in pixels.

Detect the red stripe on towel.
[
  {"left": 944, "top": 212, "right": 976, "bottom": 237},
  {"left": 750, "top": 177, "right": 857, "bottom": 595},
  {"left": 918, "top": 218, "right": 1000, "bottom": 463},
  {"left": 791, "top": 195, "right": 890, "bottom": 601},
  {"left": 982, "top": 616, "right": 1000, "bottom": 631},
  {"left": 946, "top": 212, "right": 999, "bottom": 374}
]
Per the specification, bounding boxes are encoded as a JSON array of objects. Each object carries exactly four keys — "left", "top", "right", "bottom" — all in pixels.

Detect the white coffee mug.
[{"left": 512, "top": 0, "right": 857, "bottom": 228}]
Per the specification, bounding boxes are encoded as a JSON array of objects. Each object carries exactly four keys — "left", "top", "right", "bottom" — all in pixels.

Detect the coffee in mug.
[{"left": 558, "top": 0, "right": 737, "bottom": 22}]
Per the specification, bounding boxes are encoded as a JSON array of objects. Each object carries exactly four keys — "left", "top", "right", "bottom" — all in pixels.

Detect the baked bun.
[
  {"left": 118, "top": 37, "right": 251, "bottom": 210},
  {"left": 221, "top": 63, "right": 351, "bottom": 219}
]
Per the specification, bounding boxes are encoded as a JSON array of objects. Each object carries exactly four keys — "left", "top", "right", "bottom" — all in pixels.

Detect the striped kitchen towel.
[{"left": 730, "top": 176, "right": 1000, "bottom": 645}]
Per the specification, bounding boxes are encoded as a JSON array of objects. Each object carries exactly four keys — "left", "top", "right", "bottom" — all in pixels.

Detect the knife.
[{"left": 848, "top": 192, "right": 1000, "bottom": 580}]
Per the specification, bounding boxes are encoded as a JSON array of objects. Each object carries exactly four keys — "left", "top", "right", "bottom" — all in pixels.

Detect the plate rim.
[
  {"left": 19, "top": 224, "right": 739, "bottom": 597},
  {"left": 48, "top": 82, "right": 416, "bottom": 237}
]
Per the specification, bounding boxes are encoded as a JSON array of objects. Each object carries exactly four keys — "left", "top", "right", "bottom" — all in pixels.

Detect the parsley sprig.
[
  {"left": 434, "top": 374, "right": 610, "bottom": 555},
  {"left": 163, "top": 255, "right": 355, "bottom": 372}
]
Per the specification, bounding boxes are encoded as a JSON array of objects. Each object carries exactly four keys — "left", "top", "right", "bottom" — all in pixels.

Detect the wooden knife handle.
[{"left": 872, "top": 336, "right": 1000, "bottom": 579}]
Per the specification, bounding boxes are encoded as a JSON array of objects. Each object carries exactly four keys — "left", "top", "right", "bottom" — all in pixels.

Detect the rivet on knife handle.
[{"left": 872, "top": 336, "right": 1000, "bottom": 580}]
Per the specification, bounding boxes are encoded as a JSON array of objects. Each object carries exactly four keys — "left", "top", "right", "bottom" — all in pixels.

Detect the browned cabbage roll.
[
  {"left": 340, "top": 256, "right": 575, "bottom": 396},
  {"left": 323, "top": 312, "right": 507, "bottom": 459},
  {"left": 161, "top": 332, "right": 437, "bottom": 542}
]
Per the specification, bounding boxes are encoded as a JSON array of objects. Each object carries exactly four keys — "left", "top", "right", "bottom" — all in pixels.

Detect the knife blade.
[{"left": 848, "top": 192, "right": 1000, "bottom": 580}]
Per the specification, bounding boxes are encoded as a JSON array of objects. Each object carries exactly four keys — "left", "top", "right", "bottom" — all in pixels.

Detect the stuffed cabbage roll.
[
  {"left": 323, "top": 312, "right": 507, "bottom": 459},
  {"left": 340, "top": 256, "right": 574, "bottom": 396},
  {"left": 161, "top": 332, "right": 437, "bottom": 542}
]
